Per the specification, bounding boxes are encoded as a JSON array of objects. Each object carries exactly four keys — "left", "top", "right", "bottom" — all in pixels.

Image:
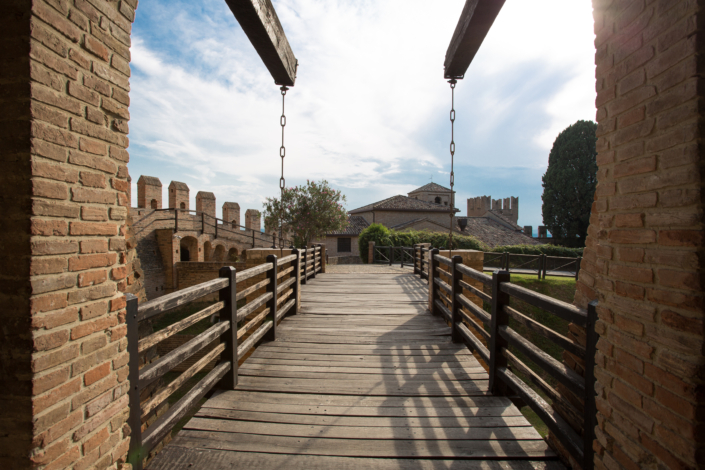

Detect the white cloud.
[{"left": 129, "top": 0, "right": 596, "bottom": 220}]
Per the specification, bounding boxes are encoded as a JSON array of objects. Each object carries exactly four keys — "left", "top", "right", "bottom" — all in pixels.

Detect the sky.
[{"left": 128, "top": 0, "right": 597, "bottom": 233}]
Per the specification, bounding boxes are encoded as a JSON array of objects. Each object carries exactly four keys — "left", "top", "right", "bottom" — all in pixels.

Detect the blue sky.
[{"left": 128, "top": 0, "right": 596, "bottom": 232}]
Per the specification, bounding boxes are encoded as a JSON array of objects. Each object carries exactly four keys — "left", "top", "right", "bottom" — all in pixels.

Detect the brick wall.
[
  {"left": 575, "top": 1, "right": 705, "bottom": 469},
  {"left": 321, "top": 235, "right": 360, "bottom": 258},
  {"left": 0, "top": 0, "right": 141, "bottom": 468},
  {"left": 176, "top": 261, "right": 245, "bottom": 301},
  {"left": 195, "top": 191, "right": 215, "bottom": 219},
  {"left": 354, "top": 210, "right": 455, "bottom": 229}
]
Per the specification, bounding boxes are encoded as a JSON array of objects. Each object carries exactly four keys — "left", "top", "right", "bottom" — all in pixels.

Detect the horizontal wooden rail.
[
  {"left": 459, "top": 279, "right": 491, "bottom": 303},
  {"left": 434, "top": 276, "right": 452, "bottom": 295},
  {"left": 236, "top": 278, "right": 270, "bottom": 302},
  {"left": 138, "top": 301, "right": 224, "bottom": 353},
  {"left": 504, "top": 305, "right": 585, "bottom": 358},
  {"left": 456, "top": 263, "right": 492, "bottom": 286},
  {"left": 137, "top": 278, "right": 228, "bottom": 322},
  {"left": 237, "top": 262, "right": 274, "bottom": 283},
  {"left": 434, "top": 254, "right": 453, "bottom": 268},
  {"left": 236, "top": 292, "right": 273, "bottom": 322},
  {"left": 238, "top": 320, "right": 272, "bottom": 358},
  {"left": 456, "top": 293, "right": 490, "bottom": 325},
  {"left": 500, "top": 282, "right": 587, "bottom": 326}
]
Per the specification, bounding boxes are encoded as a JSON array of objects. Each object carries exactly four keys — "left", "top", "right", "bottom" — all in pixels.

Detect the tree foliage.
[
  {"left": 263, "top": 180, "right": 348, "bottom": 247},
  {"left": 541, "top": 120, "right": 598, "bottom": 247}
]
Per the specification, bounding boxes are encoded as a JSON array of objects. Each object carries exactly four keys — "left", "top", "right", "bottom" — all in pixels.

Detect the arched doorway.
[
  {"left": 150, "top": 199, "right": 158, "bottom": 209},
  {"left": 214, "top": 245, "right": 226, "bottom": 262},
  {"left": 179, "top": 236, "right": 198, "bottom": 262},
  {"left": 227, "top": 248, "right": 238, "bottom": 262},
  {"left": 204, "top": 241, "right": 213, "bottom": 261}
]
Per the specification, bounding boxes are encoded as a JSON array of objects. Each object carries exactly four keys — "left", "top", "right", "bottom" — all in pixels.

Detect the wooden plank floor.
[{"left": 149, "top": 272, "right": 563, "bottom": 469}]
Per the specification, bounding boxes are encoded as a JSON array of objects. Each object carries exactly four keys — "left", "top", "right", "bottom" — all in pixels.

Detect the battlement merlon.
[{"left": 137, "top": 175, "right": 162, "bottom": 209}]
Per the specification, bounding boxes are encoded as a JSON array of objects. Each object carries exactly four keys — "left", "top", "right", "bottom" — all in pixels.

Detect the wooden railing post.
[
  {"left": 312, "top": 246, "right": 318, "bottom": 279},
  {"left": 504, "top": 251, "right": 509, "bottom": 271},
  {"left": 265, "top": 254, "right": 278, "bottom": 340},
  {"left": 583, "top": 300, "right": 598, "bottom": 470},
  {"left": 301, "top": 247, "right": 308, "bottom": 285},
  {"left": 429, "top": 248, "right": 439, "bottom": 315},
  {"left": 451, "top": 255, "right": 463, "bottom": 343},
  {"left": 388, "top": 246, "right": 392, "bottom": 266},
  {"left": 125, "top": 293, "right": 144, "bottom": 470},
  {"left": 489, "top": 269, "right": 510, "bottom": 395},
  {"left": 543, "top": 255, "right": 548, "bottom": 279},
  {"left": 219, "top": 266, "right": 237, "bottom": 389},
  {"left": 413, "top": 245, "right": 419, "bottom": 275},
  {"left": 291, "top": 246, "right": 300, "bottom": 315}
]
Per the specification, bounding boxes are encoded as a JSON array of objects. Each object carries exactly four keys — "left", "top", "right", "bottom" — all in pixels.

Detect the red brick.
[
  {"left": 33, "top": 377, "right": 81, "bottom": 414},
  {"left": 658, "top": 230, "right": 703, "bottom": 247},
  {"left": 32, "top": 344, "right": 80, "bottom": 373},
  {"left": 654, "top": 385, "right": 696, "bottom": 421},
  {"left": 68, "top": 253, "right": 117, "bottom": 271},
  {"left": 660, "top": 309, "right": 703, "bottom": 334},
  {"left": 657, "top": 269, "right": 699, "bottom": 290},
  {"left": 80, "top": 301, "right": 109, "bottom": 321},
  {"left": 608, "top": 392, "right": 653, "bottom": 432},
  {"left": 32, "top": 1, "right": 82, "bottom": 42},
  {"left": 616, "top": 247, "right": 644, "bottom": 263},
  {"left": 31, "top": 219, "right": 68, "bottom": 237},
  {"left": 609, "top": 264, "right": 653, "bottom": 284},
  {"left": 109, "top": 296, "right": 126, "bottom": 312},
  {"left": 84, "top": 35, "right": 109, "bottom": 61},
  {"left": 81, "top": 206, "right": 109, "bottom": 221},
  {"left": 614, "top": 313, "right": 645, "bottom": 337},
  {"left": 610, "top": 193, "right": 658, "bottom": 211},
  {"left": 34, "top": 329, "right": 70, "bottom": 352},
  {"left": 614, "top": 213, "right": 644, "bottom": 228},
  {"left": 84, "top": 362, "right": 110, "bottom": 386},
  {"left": 31, "top": 101, "right": 70, "bottom": 129},
  {"left": 660, "top": 188, "right": 700, "bottom": 208},
  {"left": 647, "top": 287, "right": 703, "bottom": 311},
  {"left": 111, "top": 266, "right": 127, "bottom": 281},
  {"left": 71, "top": 187, "right": 115, "bottom": 204},
  {"left": 614, "top": 155, "right": 656, "bottom": 178},
  {"left": 69, "top": 222, "right": 117, "bottom": 236},
  {"left": 614, "top": 347, "right": 645, "bottom": 374},
  {"left": 80, "top": 239, "right": 109, "bottom": 254},
  {"left": 77, "top": 269, "right": 108, "bottom": 287},
  {"left": 615, "top": 281, "right": 644, "bottom": 300},
  {"left": 68, "top": 81, "right": 99, "bottom": 106},
  {"left": 639, "top": 433, "right": 689, "bottom": 470},
  {"left": 78, "top": 138, "right": 107, "bottom": 156},
  {"left": 609, "top": 229, "right": 656, "bottom": 244}
]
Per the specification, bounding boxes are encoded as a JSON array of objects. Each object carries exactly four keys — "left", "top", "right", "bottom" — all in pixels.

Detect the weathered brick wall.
[
  {"left": 0, "top": 0, "right": 140, "bottom": 468},
  {"left": 168, "top": 181, "right": 188, "bottom": 210},
  {"left": 244, "top": 209, "right": 260, "bottom": 231},
  {"left": 136, "top": 176, "right": 161, "bottom": 209},
  {"left": 575, "top": 1, "right": 705, "bottom": 469},
  {"left": 176, "top": 261, "right": 245, "bottom": 301},
  {"left": 195, "top": 191, "right": 215, "bottom": 219},
  {"left": 320, "top": 235, "right": 360, "bottom": 258},
  {"left": 222, "top": 202, "right": 240, "bottom": 227}
]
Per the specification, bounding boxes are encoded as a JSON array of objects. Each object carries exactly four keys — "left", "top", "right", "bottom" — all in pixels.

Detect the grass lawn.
[{"left": 483, "top": 272, "right": 577, "bottom": 437}]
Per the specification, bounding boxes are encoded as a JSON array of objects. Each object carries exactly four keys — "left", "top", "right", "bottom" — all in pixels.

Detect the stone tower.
[
  {"left": 169, "top": 181, "right": 190, "bottom": 210},
  {"left": 137, "top": 175, "right": 162, "bottom": 209},
  {"left": 245, "top": 209, "right": 261, "bottom": 231},
  {"left": 222, "top": 202, "right": 240, "bottom": 227},
  {"left": 196, "top": 191, "right": 216, "bottom": 219},
  {"left": 467, "top": 195, "right": 518, "bottom": 224}
]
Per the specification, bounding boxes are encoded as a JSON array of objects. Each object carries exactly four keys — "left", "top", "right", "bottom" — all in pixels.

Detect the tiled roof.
[
  {"left": 408, "top": 182, "right": 452, "bottom": 194},
  {"left": 169, "top": 181, "right": 189, "bottom": 190},
  {"left": 328, "top": 215, "right": 369, "bottom": 236},
  {"left": 457, "top": 217, "right": 541, "bottom": 248},
  {"left": 349, "top": 195, "right": 457, "bottom": 213},
  {"left": 138, "top": 175, "right": 161, "bottom": 186}
]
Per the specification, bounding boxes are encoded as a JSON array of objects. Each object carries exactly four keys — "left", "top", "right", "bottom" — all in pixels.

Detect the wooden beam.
[
  {"left": 224, "top": 0, "right": 298, "bottom": 86},
  {"left": 444, "top": 0, "right": 505, "bottom": 79}
]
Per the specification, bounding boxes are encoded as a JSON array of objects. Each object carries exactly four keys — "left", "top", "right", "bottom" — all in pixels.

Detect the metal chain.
[
  {"left": 448, "top": 79, "right": 456, "bottom": 256},
  {"left": 279, "top": 86, "right": 288, "bottom": 250}
]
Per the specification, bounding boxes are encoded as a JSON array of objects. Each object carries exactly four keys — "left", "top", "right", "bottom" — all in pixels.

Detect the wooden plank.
[
  {"left": 274, "top": 336, "right": 451, "bottom": 344},
  {"left": 139, "top": 321, "right": 229, "bottom": 389},
  {"left": 235, "top": 262, "right": 273, "bottom": 284},
  {"left": 237, "top": 368, "right": 488, "bottom": 382},
  {"left": 171, "top": 430, "right": 553, "bottom": 458},
  {"left": 239, "top": 363, "right": 485, "bottom": 377},
  {"left": 137, "top": 278, "right": 228, "bottom": 321},
  {"left": 235, "top": 278, "right": 269, "bottom": 302},
  {"left": 138, "top": 301, "right": 224, "bottom": 352},
  {"left": 234, "top": 376, "right": 489, "bottom": 396},
  {"left": 149, "top": 448, "right": 563, "bottom": 470},
  {"left": 254, "top": 344, "right": 471, "bottom": 355},
  {"left": 185, "top": 417, "right": 542, "bottom": 440},
  {"left": 248, "top": 351, "right": 469, "bottom": 363},
  {"left": 209, "top": 390, "right": 509, "bottom": 408},
  {"left": 195, "top": 408, "right": 530, "bottom": 428},
  {"left": 444, "top": 0, "right": 506, "bottom": 79},
  {"left": 243, "top": 357, "right": 467, "bottom": 368},
  {"left": 235, "top": 291, "right": 273, "bottom": 322},
  {"left": 500, "top": 282, "right": 587, "bottom": 326}
]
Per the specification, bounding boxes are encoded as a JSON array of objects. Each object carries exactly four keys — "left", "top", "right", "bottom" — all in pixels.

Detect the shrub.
[{"left": 358, "top": 224, "right": 392, "bottom": 263}]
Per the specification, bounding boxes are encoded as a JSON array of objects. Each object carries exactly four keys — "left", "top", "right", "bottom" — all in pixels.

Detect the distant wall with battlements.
[{"left": 467, "top": 195, "right": 519, "bottom": 225}]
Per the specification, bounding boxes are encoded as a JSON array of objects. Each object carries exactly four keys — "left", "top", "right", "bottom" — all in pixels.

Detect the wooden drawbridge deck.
[{"left": 149, "top": 272, "right": 562, "bottom": 469}]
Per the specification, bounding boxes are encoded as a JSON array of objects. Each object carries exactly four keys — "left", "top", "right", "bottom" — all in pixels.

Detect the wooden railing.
[
  {"left": 372, "top": 245, "right": 415, "bottom": 267},
  {"left": 413, "top": 247, "right": 597, "bottom": 470},
  {"left": 300, "top": 244, "right": 323, "bottom": 283},
  {"left": 125, "top": 249, "right": 309, "bottom": 469},
  {"left": 483, "top": 251, "right": 582, "bottom": 280}
]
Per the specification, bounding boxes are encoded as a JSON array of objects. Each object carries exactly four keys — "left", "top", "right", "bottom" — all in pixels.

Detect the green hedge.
[
  {"left": 489, "top": 244, "right": 583, "bottom": 257},
  {"left": 358, "top": 226, "right": 487, "bottom": 263}
]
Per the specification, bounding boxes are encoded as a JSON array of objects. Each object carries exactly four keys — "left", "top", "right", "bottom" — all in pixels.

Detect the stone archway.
[
  {"left": 180, "top": 236, "right": 199, "bottom": 262},
  {"left": 213, "top": 244, "right": 226, "bottom": 262},
  {"left": 204, "top": 241, "right": 213, "bottom": 261},
  {"left": 227, "top": 247, "right": 239, "bottom": 262}
]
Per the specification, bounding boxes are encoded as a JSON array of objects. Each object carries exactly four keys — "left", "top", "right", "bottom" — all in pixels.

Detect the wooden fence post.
[
  {"left": 542, "top": 255, "right": 547, "bottom": 279},
  {"left": 219, "top": 266, "right": 237, "bottom": 389},
  {"left": 451, "top": 255, "right": 463, "bottom": 343},
  {"left": 489, "top": 269, "right": 510, "bottom": 395},
  {"left": 583, "top": 300, "right": 599, "bottom": 470},
  {"left": 125, "top": 293, "right": 144, "bottom": 470},
  {"left": 413, "top": 245, "right": 419, "bottom": 275},
  {"left": 537, "top": 254, "right": 542, "bottom": 280},
  {"left": 291, "top": 246, "right": 300, "bottom": 315},
  {"left": 301, "top": 247, "right": 308, "bottom": 285},
  {"left": 265, "top": 254, "right": 278, "bottom": 341},
  {"left": 504, "top": 251, "right": 509, "bottom": 271},
  {"left": 312, "top": 246, "right": 318, "bottom": 279},
  {"left": 368, "top": 241, "right": 375, "bottom": 264},
  {"left": 429, "top": 248, "right": 439, "bottom": 315}
]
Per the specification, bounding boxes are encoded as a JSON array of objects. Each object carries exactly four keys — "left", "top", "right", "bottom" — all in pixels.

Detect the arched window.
[
  {"left": 150, "top": 199, "right": 157, "bottom": 209},
  {"left": 180, "top": 202, "right": 186, "bottom": 209},
  {"left": 435, "top": 196, "right": 441, "bottom": 204}
]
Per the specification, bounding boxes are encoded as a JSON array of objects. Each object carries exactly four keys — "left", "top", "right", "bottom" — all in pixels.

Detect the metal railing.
[
  {"left": 125, "top": 249, "right": 304, "bottom": 469},
  {"left": 406, "top": 246, "right": 597, "bottom": 469},
  {"left": 483, "top": 252, "right": 582, "bottom": 280},
  {"left": 372, "top": 246, "right": 415, "bottom": 267}
]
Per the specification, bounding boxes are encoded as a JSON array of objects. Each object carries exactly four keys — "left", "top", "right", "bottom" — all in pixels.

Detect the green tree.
[
  {"left": 263, "top": 180, "right": 348, "bottom": 247},
  {"left": 358, "top": 224, "right": 392, "bottom": 263},
  {"left": 541, "top": 120, "right": 598, "bottom": 247}
]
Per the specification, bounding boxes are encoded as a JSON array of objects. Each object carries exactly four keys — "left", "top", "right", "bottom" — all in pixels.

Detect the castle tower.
[
  {"left": 196, "top": 191, "right": 216, "bottom": 219},
  {"left": 169, "top": 181, "right": 190, "bottom": 210},
  {"left": 137, "top": 176, "right": 162, "bottom": 209},
  {"left": 222, "top": 202, "right": 240, "bottom": 227},
  {"left": 245, "top": 209, "right": 261, "bottom": 232},
  {"left": 467, "top": 195, "right": 491, "bottom": 217}
]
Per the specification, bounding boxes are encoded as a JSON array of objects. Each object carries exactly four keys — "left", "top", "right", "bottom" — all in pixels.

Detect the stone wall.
[
  {"left": 574, "top": 2, "right": 705, "bottom": 469},
  {"left": 354, "top": 210, "right": 455, "bottom": 229},
  {"left": 0, "top": 0, "right": 140, "bottom": 467},
  {"left": 176, "top": 261, "right": 246, "bottom": 301},
  {"left": 321, "top": 235, "right": 360, "bottom": 258}
]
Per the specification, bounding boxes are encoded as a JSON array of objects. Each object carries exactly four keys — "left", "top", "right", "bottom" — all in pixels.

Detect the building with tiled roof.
[{"left": 318, "top": 215, "right": 370, "bottom": 259}]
